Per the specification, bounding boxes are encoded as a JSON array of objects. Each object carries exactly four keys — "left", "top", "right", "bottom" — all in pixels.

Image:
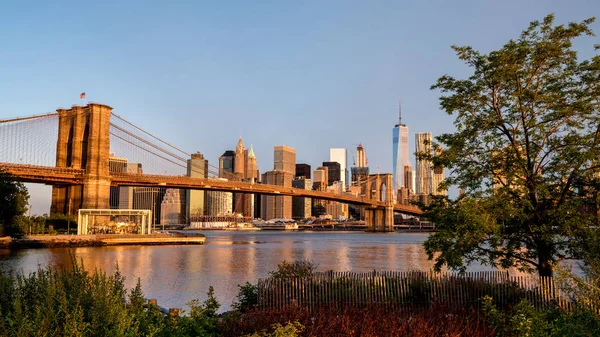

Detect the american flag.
[{"left": 80, "top": 92, "right": 86, "bottom": 99}]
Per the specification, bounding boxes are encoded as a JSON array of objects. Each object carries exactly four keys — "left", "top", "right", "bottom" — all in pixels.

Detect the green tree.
[
  {"left": 0, "top": 169, "right": 29, "bottom": 236},
  {"left": 424, "top": 14, "right": 600, "bottom": 276}
]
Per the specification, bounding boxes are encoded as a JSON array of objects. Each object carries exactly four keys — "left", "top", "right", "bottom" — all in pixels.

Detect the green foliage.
[
  {"left": 12, "top": 215, "right": 58, "bottom": 235},
  {"left": 45, "top": 213, "right": 77, "bottom": 232},
  {"left": 173, "top": 286, "right": 221, "bottom": 337},
  {"left": 482, "top": 295, "right": 600, "bottom": 337},
  {"left": 425, "top": 14, "right": 600, "bottom": 276},
  {"left": 246, "top": 321, "right": 304, "bottom": 337},
  {"left": 269, "top": 260, "right": 318, "bottom": 279},
  {"left": 0, "top": 169, "right": 29, "bottom": 236},
  {"left": 233, "top": 282, "right": 258, "bottom": 312}
]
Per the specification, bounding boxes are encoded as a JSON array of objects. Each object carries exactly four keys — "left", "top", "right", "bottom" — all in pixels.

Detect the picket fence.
[{"left": 257, "top": 271, "right": 587, "bottom": 312}]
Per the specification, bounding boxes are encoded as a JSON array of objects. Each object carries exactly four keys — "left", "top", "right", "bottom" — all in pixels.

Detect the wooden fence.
[{"left": 257, "top": 271, "right": 583, "bottom": 312}]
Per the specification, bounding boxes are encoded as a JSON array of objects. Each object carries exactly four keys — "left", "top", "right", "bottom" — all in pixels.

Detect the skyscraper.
[
  {"left": 210, "top": 150, "right": 235, "bottom": 216},
  {"left": 219, "top": 150, "right": 235, "bottom": 178},
  {"left": 246, "top": 145, "right": 258, "bottom": 180},
  {"left": 187, "top": 152, "right": 208, "bottom": 222},
  {"left": 295, "top": 163, "right": 311, "bottom": 179},
  {"left": 356, "top": 143, "right": 367, "bottom": 168},
  {"left": 313, "top": 166, "right": 328, "bottom": 190},
  {"left": 404, "top": 165, "right": 413, "bottom": 192},
  {"left": 234, "top": 137, "right": 247, "bottom": 178},
  {"left": 274, "top": 145, "right": 296, "bottom": 175},
  {"left": 392, "top": 102, "right": 409, "bottom": 192},
  {"left": 261, "top": 170, "right": 294, "bottom": 220},
  {"left": 161, "top": 189, "right": 186, "bottom": 225},
  {"left": 415, "top": 132, "right": 433, "bottom": 195},
  {"left": 351, "top": 143, "right": 369, "bottom": 187},
  {"left": 322, "top": 161, "right": 341, "bottom": 186},
  {"left": 329, "top": 148, "right": 347, "bottom": 189},
  {"left": 292, "top": 178, "right": 312, "bottom": 219},
  {"left": 262, "top": 145, "right": 296, "bottom": 220}
]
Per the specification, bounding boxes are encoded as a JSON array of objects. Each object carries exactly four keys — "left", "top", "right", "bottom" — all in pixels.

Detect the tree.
[
  {"left": 0, "top": 169, "right": 29, "bottom": 236},
  {"left": 423, "top": 14, "right": 600, "bottom": 277}
]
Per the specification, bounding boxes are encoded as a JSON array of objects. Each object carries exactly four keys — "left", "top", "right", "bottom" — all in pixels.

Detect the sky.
[{"left": 1, "top": 0, "right": 599, "bottom": 214}]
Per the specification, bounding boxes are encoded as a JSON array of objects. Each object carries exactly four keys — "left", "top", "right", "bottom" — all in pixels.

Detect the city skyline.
[{"left": 2, "top": 1, "right": 598, "bottom": 214}]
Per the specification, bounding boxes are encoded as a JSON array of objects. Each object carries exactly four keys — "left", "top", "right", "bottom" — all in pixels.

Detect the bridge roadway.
[{"left": 0, "top": 163, "right": 423, "bottom": 215}]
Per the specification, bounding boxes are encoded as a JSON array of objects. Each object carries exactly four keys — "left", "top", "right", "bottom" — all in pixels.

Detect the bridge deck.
[{"left": 0, "top": 163, "right": 422, "bottom": 215}]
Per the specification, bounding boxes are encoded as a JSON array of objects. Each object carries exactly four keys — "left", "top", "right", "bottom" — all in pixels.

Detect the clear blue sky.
[{"left": 1, "top": 0, "right": 598, "bottom": 214}]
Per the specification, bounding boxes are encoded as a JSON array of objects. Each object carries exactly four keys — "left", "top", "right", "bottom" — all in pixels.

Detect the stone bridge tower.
[
  {"left": 363, "top": 173, "right": 395, "bottom": 232},
  {"left": 50, "top": 103, "right": 112, "bottom": 215}
]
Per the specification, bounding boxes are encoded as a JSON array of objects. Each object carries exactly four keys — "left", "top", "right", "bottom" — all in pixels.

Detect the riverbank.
[{"left": 0, "top": 232, "right": 206, "bottom": 249}]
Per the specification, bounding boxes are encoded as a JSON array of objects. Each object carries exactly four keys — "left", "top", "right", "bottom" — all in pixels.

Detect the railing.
[{"left": 257, "top": 271, "right": 582, "bottom": 312}]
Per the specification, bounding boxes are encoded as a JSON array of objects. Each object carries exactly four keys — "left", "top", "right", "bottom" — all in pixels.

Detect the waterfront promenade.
[{"left": 0, "top": 233, "right": 205, "bottom": 248}]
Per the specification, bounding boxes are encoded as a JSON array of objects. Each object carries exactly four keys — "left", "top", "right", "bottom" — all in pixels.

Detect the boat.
[
  {"left": 224, "top": 222, "right": 262, "bottom": 231},
  {"left": 254, "top": 218, "right": 299, "bottom": 230}
]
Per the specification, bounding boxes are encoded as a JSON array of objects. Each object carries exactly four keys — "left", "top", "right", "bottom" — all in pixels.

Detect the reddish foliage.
[{"left": 218, "top": 302, "right": 495, "bottom": 337}]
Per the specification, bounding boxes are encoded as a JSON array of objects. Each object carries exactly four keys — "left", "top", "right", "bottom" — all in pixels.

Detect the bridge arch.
[{"left": 380, "top": 181, "right": 387, "bottom": 202}]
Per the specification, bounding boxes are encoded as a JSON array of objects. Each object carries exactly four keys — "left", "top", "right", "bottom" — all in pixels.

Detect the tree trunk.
[{"left": 537, "top": 247, "right": 554, "bottom": 277}]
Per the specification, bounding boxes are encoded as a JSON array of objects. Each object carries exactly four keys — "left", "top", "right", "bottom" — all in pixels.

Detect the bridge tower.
[
  {"left": 51, "top": 103, "right": 112, "bottom": 215},
  {"left": 363, "top": 173, "right": 395, "bottom": 232}
]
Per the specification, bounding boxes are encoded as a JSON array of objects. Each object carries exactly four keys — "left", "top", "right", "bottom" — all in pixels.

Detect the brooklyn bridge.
[{"left": 0, "top": 103, "right": 422, "bottom": 231}]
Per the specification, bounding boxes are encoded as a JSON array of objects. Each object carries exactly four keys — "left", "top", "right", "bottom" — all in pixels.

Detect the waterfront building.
[
  {"left": 415, "top": 132, "right": 433, "bottom": 195},
  {"left": 206, "top": 189, "right": 233, "bottom": 216},
  {"left": 261, "top": 170, "right": 294, "bottom": 220},
  {"left": 108, "top": 155, "right": 143, "bottom": 210},
  {"left": 209, "top": 150, "right": 236, "bottom": 216},
  {"left": 292, "top": 177, "right": 312, "bottom": 219},
  {"left": 274, "top": 145, "right": 296, "bottom": 175},
  {"left": 324, "top": 182, "right": 348, "bottom": 220},
  {"left": 295, "top": 163, "right": 311, "bottom": 180},
  {"left": 119, "top": 162, "right": 142, "bottom": 209},
  {"left": 109, "top": 155, "right": 128, "bottom": 209},
  {"left": 392, "top": 102, "right": 410, "bottom": 192},
  {"left": 160, "top": 189, "right": 186, "bottom": 225},
  {"left": 322, "top": 161, "right": 341, "bottom": 186},
  {"left": 326, "top": 202, "right": 348, "bottom": 220},
  {"left": 133, "top": 187, "right": 166, "bottom": 226},
  {"left": 329, "top": 148, "right": 348, "bottom": 190},
  {"left": 119, "top": 163, "right": 144, "bottom": 209},
  {"left": 186, "top": 152, "right": 208, "bottom": 221}
]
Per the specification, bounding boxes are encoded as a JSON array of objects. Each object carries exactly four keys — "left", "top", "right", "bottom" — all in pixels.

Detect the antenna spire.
[{"left": 398, "top": 100, "right": 402, "bottom": 125}]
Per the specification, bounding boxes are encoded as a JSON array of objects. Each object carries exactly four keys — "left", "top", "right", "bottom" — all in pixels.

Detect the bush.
[
  {"left": 233, "top": 282, "right": 258, "bottom": 313},
  {"left": 268, "top": 260, "right": 318, "bottom": 279},
  {"left": 174, "top": 286, "right": 221, "bottom": 337},
  {"left": 246, "top": 321, "right": 304, "bottom": 337},
  {"left": 481, "top": 295, "right": 600, "bottom": 337}
]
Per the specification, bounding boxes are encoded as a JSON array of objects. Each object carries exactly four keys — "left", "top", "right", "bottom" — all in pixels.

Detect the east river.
[{"left": 0, "top": 231, "right": 580, "bottom": 311}]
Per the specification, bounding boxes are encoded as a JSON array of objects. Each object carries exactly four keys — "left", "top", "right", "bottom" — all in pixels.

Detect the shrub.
[
  {"left": 246, "top": 321, "right": 304, "bottom": 337},
  {"left": 175, "top": 286, "right": 221, "bottom": 337},
  {"left": 268, "top": 260, "right": 318, "bottom": 279},
  {"left": 233, "top": 282, "right": 258, "bottom": 313}
]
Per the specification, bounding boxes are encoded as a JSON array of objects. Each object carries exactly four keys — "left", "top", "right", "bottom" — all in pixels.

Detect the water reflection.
[{"left": 0, "top": 231, "right": 577, "bottom": 311}]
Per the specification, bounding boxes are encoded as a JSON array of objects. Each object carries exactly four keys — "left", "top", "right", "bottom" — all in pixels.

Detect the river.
[{"left": 0, "top": 231, "right": 579, "bottom": 312}]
